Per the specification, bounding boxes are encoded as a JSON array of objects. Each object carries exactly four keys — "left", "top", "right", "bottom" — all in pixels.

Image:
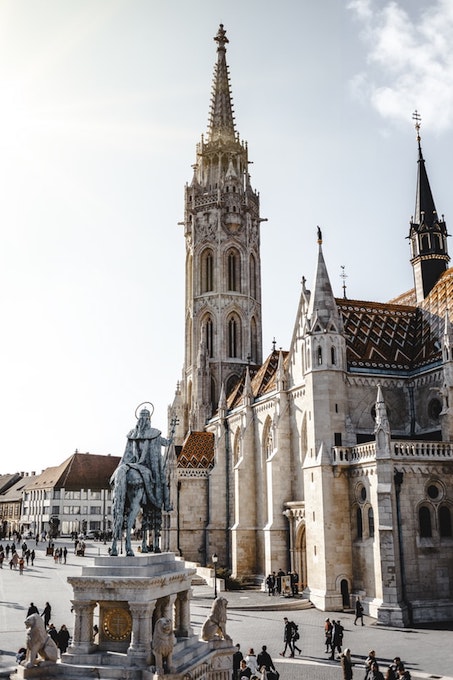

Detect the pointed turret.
[
  {"left": 374, "top": 384, "right": 391, "bottom": 458},
  {"left": 409, "top": 112, "right": 449, "bottom": 302},
  {"left": 207, "top": 24, "right": 236, "bottom": 144},
  {"left": 307, "top": 227, "right": 341, "bottom": 330}
]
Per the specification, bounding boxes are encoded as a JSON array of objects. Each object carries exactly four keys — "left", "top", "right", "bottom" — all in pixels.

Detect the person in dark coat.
[
  {"left": 41, "top": 602, "right": 51, "bottom": 627},
  {"left": 257, "top": 646, "right": 278, "bottom": 678},
  {"left": 57, "top": 624, "right": 70, "bottom": 654},
  {"left": 354, "top": 597, "right": 364, "bottom": 626},
  {"left": 233, "top": 644, "right": 244, "bottom": 680},
  {"left": 27, "top": 602, "right": 39, "bottom": 616},
  {"left": 279, "top": 617, "right": 295, "bottom": 657},
  {"left": 48, "top": 624, "right": 59, "bottom": 644},
  {"left": 330, "top": 620, "right": 344, "bottom": 660}
]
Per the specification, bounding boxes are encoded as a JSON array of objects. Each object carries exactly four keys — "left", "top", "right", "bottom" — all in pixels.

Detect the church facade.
[{"left": 166, "top": 25, "right": 453, "bottom": 626}]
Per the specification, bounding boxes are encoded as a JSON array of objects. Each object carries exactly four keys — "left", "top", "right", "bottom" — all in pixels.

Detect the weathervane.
[{"left": 340, "top": 265, "right": 348, "bottom": 299}]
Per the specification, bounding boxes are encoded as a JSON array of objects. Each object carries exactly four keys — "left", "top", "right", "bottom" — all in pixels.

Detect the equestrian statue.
[{"left": 110, "top": 403, "right": 175, "bottom": 557}]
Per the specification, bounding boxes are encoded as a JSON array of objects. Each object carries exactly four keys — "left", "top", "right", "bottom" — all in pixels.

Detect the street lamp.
[{"left": 212, "top": 553, "right": 218, "bottom": 599}]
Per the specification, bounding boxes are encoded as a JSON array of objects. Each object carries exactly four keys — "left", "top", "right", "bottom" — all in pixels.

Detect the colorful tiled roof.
[
  {"left": 177, "top": 432, "right": 215, "bottom": 469},
  {"left": 227, "top": 351, "right": 290, "bottom": 409}
]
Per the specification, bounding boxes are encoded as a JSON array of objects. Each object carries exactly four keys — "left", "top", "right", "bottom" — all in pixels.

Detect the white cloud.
[{"left": 348, "top": 0, "right": 453, "bottom": 132}]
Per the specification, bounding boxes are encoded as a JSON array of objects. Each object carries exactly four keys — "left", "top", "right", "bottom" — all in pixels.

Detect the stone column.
[
  {"left": 69, "top": 600, "right": 97, "bottom": 654},
  {"left": 175, "top": 589, "right": 193, "bottom": 637},
  {"left": 127, "top": 600, "right": 156, "bottom": 666}
]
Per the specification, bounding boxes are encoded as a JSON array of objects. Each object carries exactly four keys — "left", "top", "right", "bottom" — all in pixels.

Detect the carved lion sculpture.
[
  {"left": 201, "top": 596, "right": 232, "bottom": 642},
  {"left": 152, "top": 617, "right": 174, "bottom": 674},
  {"left": 23, "top": 613, "right": 59, "bottom": 668}
]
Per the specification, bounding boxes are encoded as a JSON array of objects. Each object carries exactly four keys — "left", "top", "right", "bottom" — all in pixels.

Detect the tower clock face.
[{"left": 103, "top": 608, "right": 132, "bottom": 641}]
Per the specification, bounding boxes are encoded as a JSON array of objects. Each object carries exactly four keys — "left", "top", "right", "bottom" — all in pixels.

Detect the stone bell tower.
[{"left": 179, "top": 24, "right": 264, "bottom": 432}]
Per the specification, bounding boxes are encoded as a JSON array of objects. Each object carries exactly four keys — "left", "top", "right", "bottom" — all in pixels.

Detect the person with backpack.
[{"left": 292, "top": 622, "right": 301, "bottom": 655}]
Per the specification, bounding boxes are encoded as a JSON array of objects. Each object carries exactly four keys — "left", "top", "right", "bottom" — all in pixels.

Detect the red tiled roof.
[
  {"left": 24, "top": 453, "right": 121, "bottom": 490},
  {"left": 177, "top": 432, "right": 215, "bottom": 469}
]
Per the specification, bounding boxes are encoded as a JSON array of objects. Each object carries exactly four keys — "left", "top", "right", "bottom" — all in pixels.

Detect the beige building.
[
  {"left": 164, "top": 25, "right": 453, "bottom": 627},
  {"left": 21, "top": 452, "right": 120, "bottom": 538}
]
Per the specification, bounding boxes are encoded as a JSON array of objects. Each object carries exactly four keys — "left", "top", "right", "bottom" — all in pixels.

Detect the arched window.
[
  {"left": 331, "top": 346, "right": 336, "bottom": 365},
  {"left": 368, "top": 507, "right": 375, "bottom": 538},
  {"left": 201, "top": 249, "right": 214, "bottom": 293},
  {"left": 356, "top": 507, "right": 363, "bottom": 539},
  {"left": 205, "top": 316, "right": 214, "bottom": 357},
  {"left": 233, "top": 428, "right": 241, "bottom": 466},
  {"left": 263, "top": 420, "right": 273, "bottom": 460},
  {"left": 250, "top": 317, "right": 258, "bottom": 363},
  {"left": 228, "top": 314, "right": 241, "bottom": 358},
  {"left": 419, "top": 506, "right": 432, "bottom": 538},
  {"left": 317, "top": 346, "right": 323, "bottom": 365},
  {"left": 227, "top": 249, "right": 241, "bottom": 292},
  {"left": 439, "top": 505, "right": 452, "bottom": 537},
  {"left": 210, "top": 376, "right": 216, "bottom": 414},
  {"left": 249, "top": 254, "right": 257, "bottom": 299}
]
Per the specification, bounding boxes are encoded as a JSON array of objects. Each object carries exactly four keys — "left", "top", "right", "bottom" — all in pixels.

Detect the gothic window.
[
  {"left": 356, "top": 507, "right": 363, "bottom": 539},
  {"left": 249, "top": 254, "right": 257, "bottom": 299},
  {"left": 228, "top": 314, "right": 241, "bottom": 358},
  {"left": 439, "top": 505, "right": 452, "bottom": 537},
  {"left": 227, "top": 249, "right": 241, "bottom": 292},
  {"left": 419, "top": 506, "right": 432, "bottom": 538},
  {"left": 368, "top": 507, "right": 375, "bottom": 537},
  {"left": 317, "top": 346, "right": 322, "bottom": 365},
  {"left": 210, "top": 376, "right": 217, "bottom": 413},
  {"left": 233, "top": 428, "right": 241, "bottom": 466},
  {"left": 331, "top": 346, "right": 336, "bottom": 365},
  {"left": 201, "top": 249, "right": 214, "bottom": 293},
  {"left": 250, "top": 317, "right": 258, "bottom": 363},
  {"left": 205, "top": 316, "right": 214, "bottom": 357}
]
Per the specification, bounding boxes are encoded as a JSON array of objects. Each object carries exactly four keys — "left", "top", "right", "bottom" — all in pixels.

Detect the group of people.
[
  {"left": 324, "top": 617, "right": 345, "bottom": 659},
  {"left": 22, "top": 602, "right": 71, "bottom": 659},
  {"left": 233, "top": 644, "right": 280, "bottom": 680},
  {"left": 340, "top": 649, "right": 412, "bottom": 680},
  {"left": 265, "top": 570, "right": 299, "bottom": 597},
  {"left": 0, "top": 541, "right": 36, "bottom": 572}
]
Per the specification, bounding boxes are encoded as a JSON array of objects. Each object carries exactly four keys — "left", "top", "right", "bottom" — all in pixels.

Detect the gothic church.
[{"left": 165, "top": 25, "right": 453, "bottom": 626}]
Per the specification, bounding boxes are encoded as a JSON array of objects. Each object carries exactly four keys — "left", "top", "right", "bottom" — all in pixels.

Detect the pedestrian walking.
[
  {"left": 330, "top": 619, "right": 344, "bottom": 660},
  {"left": 279, "top": 617, "right": 296, "bottom": 657},
  {"left": 292, "top": 621, "right": 301, "bottom": 655},
  {"left": 63, "top": 547, "right": 68, "bottom": 564},
  {"left": 354, "top": 597, "right": 364, "bottom": 626},
  {"left": 324, "top": 618, "right": 333, "bottom": 653},
  {"left": 341, "top": 648, "right": 354, "bottom": 680},
  {"left": 57, "top": 624, "right": 70, "bottom": 654},
  {"left": 41, "top": 602, "right": 52, "bottom": 627},
  {"left": 30, "top": 549, "right": 35, "bottom": 566},
  {"left": 19, "top": 557, "right": 24, "bottom": 574},
  {"left": 48, "top": 623, "right": 59, "bottom": 644}
]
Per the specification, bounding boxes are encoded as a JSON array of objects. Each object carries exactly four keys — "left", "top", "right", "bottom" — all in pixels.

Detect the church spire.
[
  {"left": 307, "top": 227, "right": 341, "bottom": 329},
  {"left": 409, "top": 111, "right": 449, "bottom": 303},
  {"left": 207, "top": 24, "right": 236, "bottom": 143}
]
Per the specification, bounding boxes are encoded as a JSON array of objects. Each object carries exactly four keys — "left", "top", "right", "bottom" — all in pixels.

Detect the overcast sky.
[{"left": 1, "top": 0, "right": 453, "bottom": 474}]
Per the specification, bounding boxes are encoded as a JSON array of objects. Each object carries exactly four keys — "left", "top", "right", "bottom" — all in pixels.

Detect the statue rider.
[{"left": 110, "top": 406, "right": 173, "bottom": 516}]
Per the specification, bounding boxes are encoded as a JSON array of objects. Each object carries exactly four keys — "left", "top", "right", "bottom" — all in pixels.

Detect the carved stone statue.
[
  {"left": 152, "top": 617, "right": 175, "bottom": 674},
  {"left": 110, "top": 404, "right": 173, "bottom": 556},
  {"left": 201, "top": 597, "right": 232, "bottom": 642},
  {"left": 23, "top": 613, "right": 58, "bottom": 667}
]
